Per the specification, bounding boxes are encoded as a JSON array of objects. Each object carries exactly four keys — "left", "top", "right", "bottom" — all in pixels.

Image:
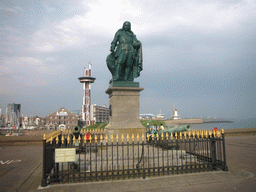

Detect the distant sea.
[{"left": 189, "top": 117, "right": 256, "bottom": 130}]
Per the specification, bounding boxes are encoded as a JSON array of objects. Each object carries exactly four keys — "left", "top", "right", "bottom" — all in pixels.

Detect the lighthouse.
[
  {"left": 172, "top": 104, "right": 180, "bottom": 120},
  {"left": 78, "top": 63, "right": 96, "bottom": 126}
]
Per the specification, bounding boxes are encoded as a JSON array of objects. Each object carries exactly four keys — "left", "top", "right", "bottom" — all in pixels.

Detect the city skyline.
[{"left": 1, "top": 0, "right": 255, "bottom": 119}]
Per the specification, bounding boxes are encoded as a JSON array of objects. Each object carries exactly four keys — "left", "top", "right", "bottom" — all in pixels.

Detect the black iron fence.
[{"left": 41, "top": 129, "right": 228, "bottom": 186}]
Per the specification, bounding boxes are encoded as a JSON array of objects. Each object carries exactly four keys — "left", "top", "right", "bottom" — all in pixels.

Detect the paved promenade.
[{"left": 3, "top": 135, "right": 256, "bottom": 192}]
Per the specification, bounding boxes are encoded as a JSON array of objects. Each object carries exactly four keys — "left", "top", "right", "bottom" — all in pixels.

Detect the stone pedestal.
[{"left": 105, "top": 87, "right": 146, "bottom": 137}]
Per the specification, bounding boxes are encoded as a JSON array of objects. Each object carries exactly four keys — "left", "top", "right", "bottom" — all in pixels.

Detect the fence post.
[
  {"left": 221, "top": 130, "right": 229, "bottom": 171},
  {"left": 41, "top": 135, "right": 47, "bottom": 187},
  {"left": 210, "top": 136, "right": 217, "bottom": 170}
]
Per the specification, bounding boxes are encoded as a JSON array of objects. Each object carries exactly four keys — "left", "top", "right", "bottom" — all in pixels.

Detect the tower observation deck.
[{"left": 78, "top": 63, "right": 96, "bottom": 126}]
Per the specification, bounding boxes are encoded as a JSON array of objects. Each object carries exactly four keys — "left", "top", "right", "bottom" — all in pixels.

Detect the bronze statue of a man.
[{"left": 107, "top": 21, "right": 142, "bottom": 83}]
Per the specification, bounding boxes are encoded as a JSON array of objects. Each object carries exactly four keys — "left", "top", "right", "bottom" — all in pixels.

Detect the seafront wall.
[
  {"left": 224, "top": 128, "right": 256, "bottom": 136},
  {"left": 165, "top": 119, "right": 203, "bottom": 125}
]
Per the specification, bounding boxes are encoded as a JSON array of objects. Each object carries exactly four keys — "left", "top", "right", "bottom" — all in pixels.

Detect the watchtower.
[{"left": 78, "top": 63, "right": 96, "bottom": 126}]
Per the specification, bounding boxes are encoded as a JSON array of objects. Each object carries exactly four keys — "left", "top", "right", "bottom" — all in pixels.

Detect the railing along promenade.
[{"left": 41, "top": 129, "right": 228, "bottom": 186}]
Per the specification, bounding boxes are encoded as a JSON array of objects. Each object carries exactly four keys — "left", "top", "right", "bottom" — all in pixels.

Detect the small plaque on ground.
[{"left": 55, "top": 148, "right": 76, "bottom": 162}]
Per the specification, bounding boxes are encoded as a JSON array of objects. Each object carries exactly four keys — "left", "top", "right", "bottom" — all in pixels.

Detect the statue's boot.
[{"left": 125, "top": 68, "right": 132, "bottom": 81}]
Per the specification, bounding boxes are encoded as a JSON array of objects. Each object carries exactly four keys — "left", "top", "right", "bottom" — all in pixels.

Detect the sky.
[{"left": 0, "top": 0, "right": 256, "bottom": 120}]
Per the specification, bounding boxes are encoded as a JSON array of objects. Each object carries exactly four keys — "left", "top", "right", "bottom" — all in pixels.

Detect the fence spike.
[
  {"left": 166, "top": 133, "right": 169, "bottom": 140},
  {"left": 222, "top": 129, "right": 224, "bottom": 134},
  {"left": 146, "top": 133, "right": 149, "bottom": 141},
  {"left": 193, "top": 131, "right": 195, "bottom": 139},
  {"left": 43, "top": 134, "right": 46, "bottom": 140},
  {"left": 67, "top": 135, "right": 70, "bottom": 144},
  {"left": 132, "top": 133, "right": 134, "bottom": 142},
  {"left": 100, "top": 134, "right": 103, "bottom": 143},
  {"left": 78, "top": 135, "right": 81, "bottom": 143},
  {"left": 175, "top": 132, "right": 178, "bottom": 140},
  {"left": 127, "top": 134, "right": 129, "bottom": 142},
  {"left": 95, "top": 134, "right": 98, "bottom": 141},
  {"left": 116, "top": 134, "right": 119, "bottom": 142},
  {"left": 156, "top": 133, "right": 159, "bottom": 140},
  {"left": 142, "top": 134, "right": 145, "bottom": 142},
  {"left": 171, "top": 133, "right": 173, "bottom": 140},
  {"left": 184, "top": 132, "right": 187, "bottom": 139},
  {"left": 111, "top": 134, "right": 114, "bottom": 143},
  {"left": 61, "top": 135, "right": 64, "bottom": 144},
  {"left": 137, "top": 134, "right": 139, "bottom": 142},
  {"left": 73, "top": 135, "right": 76, "bottom": 143},
  {"left": 106, "top": 134, "right": 109, "bottom": 143},
  {"left": 217, "top": 130, "right": 221, "bottom": 137},
  {"left": 211, "top": 130, "right": 214, "bottom": 137},
  {"left": 121, "top": 134, "right": 124, "bottom": 142},
  {"left": 84, "top": 135, "right": 87, "bottom": 143},
  {"left": 50, "top": 136, "right": 53, "bottom": 144},
  {"left": 89, "top": 135, "right": 92, "bottom": 143},
  {"left": 188, "top": 131, "right": 191, "bottom": 139},
  {"left": 152, "top": 133, "right": 155, "bottom": 141},
  {"left": 56, "top": 136, "right": 59, "bottom": 143}
]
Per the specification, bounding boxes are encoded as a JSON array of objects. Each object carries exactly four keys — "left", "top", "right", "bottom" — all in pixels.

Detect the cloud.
[
  {"left": 1, "top": 0, "right": 255, "bottom": 118},
  {"left": 28, "top": 0, "right": 256, "bottom": 53},
  {"left": 0, "top": 3, "right": 24, "bottom": 13},
  {"left": 0, "top": 56, "right": 66, "bottom": 88}
]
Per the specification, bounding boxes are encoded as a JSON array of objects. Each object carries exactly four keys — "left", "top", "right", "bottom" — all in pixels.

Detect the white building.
[
  {"left": 172, "top": 108, "right": 180, "bottom": 120},
  {"left": 157, "top": 110, "right": 165, "bottom": 120}
]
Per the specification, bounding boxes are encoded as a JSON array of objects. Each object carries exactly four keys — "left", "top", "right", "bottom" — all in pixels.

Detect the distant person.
[
  {"left": 147, "top": 122, "right": 150, "bottom": 131},
  {"left": 148, "top": 126, "right": 155, "bottom": 137},
  {"left": 160, "top": 124, "right": 164, "bottom": 130},
  {"left": 153, "top": 124, "right": 158, "bottom": 137}
]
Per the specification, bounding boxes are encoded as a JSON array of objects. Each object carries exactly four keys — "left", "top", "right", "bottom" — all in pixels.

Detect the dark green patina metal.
[
  {"left": 106, "top": 21, "right": 142, "bottom": 87},
  {"left": 159, "top": 125, "right": 191, "bottom": 135}
]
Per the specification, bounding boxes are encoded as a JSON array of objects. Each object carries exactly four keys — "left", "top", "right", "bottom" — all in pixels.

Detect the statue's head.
[{"left": 122, "top": 21, "right": 131, "bottom": 31}]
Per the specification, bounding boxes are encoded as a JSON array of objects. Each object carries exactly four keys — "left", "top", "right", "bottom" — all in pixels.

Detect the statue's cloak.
[{"left": 133, "top": 43, "right": 143, "bottom": 78}]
